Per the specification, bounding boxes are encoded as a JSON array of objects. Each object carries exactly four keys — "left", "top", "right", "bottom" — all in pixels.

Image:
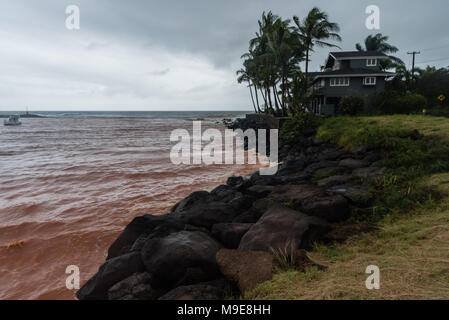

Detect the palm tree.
[
  {"left": 236, "top": 67, "right": 258, "bottom": 114},
  {"left": 293, "top": 7, "right": 342, "bottom": 85},
  {"left": 356, "top": 33, "right": 404, "bottom": 64}
]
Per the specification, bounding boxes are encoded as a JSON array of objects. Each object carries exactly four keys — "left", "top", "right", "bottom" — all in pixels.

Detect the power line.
[
  {"left": 421, "top": 44, "right": 449, "bottom": 52},
  {"left": 415, "top": 56, "right": 449, "bottom": 65}
]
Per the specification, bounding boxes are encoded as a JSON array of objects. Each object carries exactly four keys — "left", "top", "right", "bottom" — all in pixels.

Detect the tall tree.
[
  {"left": 293, "top": 7, "right": 341, "bottom": 85},
  {"left": 356, "top": 33, "right": 404, "bottom": 64}
]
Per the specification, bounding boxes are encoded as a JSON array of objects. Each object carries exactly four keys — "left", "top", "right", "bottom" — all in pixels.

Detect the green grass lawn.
[{"left": 246, "top": 114, "right": 449, "bottom": 300}]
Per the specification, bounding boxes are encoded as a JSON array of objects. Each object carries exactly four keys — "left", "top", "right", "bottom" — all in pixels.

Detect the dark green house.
[{"left": 309, "top": 51, "right": 395, "bottom": 115}]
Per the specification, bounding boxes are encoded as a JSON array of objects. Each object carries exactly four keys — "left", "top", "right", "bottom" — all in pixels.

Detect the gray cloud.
[{"left": 0, "top": 0, "right": 448, "bottom": 110}]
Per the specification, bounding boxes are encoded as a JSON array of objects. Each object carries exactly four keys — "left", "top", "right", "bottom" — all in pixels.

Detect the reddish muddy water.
[{"left": 0, "top": 115, "right": 261, "bottom": 299}]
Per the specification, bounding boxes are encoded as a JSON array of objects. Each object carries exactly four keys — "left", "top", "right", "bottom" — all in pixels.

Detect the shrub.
[
  {"left": 384, "top": 93, "right": 427, "bottom": 114},
  {"left": 337, "top": 95, "right": 365, "bottom": 116},
  {"left": 280, "top": 113, "right": 322, "bottom": 141}
]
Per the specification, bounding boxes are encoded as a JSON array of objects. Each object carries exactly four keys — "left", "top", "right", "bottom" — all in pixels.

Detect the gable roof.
[{"left": 330, "top": 51, "right": 388, "bottom": 59}]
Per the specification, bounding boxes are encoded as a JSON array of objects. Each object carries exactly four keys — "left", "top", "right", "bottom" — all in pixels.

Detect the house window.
[
  {"left": 367, "top": 58, "right": 377, "bottom": 66},
  {"left": 330, "top": 77, "right": 350, "bottom": 86},
  {"left": 363, "top": 77, "right": 377, "bottom": 85}
]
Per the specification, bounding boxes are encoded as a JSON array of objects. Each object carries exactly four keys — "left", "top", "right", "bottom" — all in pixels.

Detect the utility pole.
[{"left": 407, "top": 51, "right": 421, "bottom": 84}]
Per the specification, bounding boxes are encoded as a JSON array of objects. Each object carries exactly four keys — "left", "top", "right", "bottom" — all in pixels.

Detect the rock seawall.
[{"left": 77, "top": 118, "right": 382, "bottom": 300}]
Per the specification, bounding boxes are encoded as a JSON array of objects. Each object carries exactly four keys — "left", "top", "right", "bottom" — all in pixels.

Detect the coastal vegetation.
[
  {"left": 237, "top": 8, "right": 341, "bottom": 116},
  {"left": 246, "top": 114, "right": 449, "bottom": 299}
]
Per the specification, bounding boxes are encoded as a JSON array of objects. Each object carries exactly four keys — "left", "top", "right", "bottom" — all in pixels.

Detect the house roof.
[
  {"left": 329, "top": 51, "right": 388, "bottom": 59},
  {"left": 310, "top": 68, "right": 395, "bottom": 79}
]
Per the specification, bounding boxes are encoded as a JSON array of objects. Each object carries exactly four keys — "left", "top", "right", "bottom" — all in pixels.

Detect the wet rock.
[
  {"left": 351, "top": 145, "right": 368, "bottom": 155},
  {"left": 77, "top": 252, "right": 145, "bottom": 300},
  {"left": 158, "top": 280, "right": 226, "bottom": 300},
  {"left": 226, "top": 176, "right": 244, "bottom": 188},
  {"left": 238, "top": 205, "right": 330, "bottom": 252},
  {"left": 216, "top": 249, "right": 274, "bottom": 292},
  {"left": 107, "top": 215, "right": 184, "bottom": 260},
  {"left": 269, "top": 184, "right": 323, "bottom": 207},
  {"left": 313, "top": 166, "right": 348, "bottom": 178},
  {"left": 316, "top": 175, "right": 357, "bottom": 187},
  {"left": 352, "top": 166, "right": 385, "bottom": 179},
  {"left": 246, "top": 185, "right": 275, "bottom": 198},
  {"left": 338, "top": 158, "right": 370, "bottom": 169},
  {"left": 300, "top": 194, "right": 350, "bottom": 223},
  {"left": 141, "top": 231, "right": 222, "bottom": 290},
  {"left": 327, "top": 185, "right": 374, "bottom": 207},
  {"left": 211, "top": 223, "right": 253, "bottom": 249},
  {"left": 317, "top": 149, "right": 348, "bottom": 161},
  {"left": 170, "top": 191, "right": 211, "bottom": 213},
  {"left": 170, "top": 200, "right": 237, "bottom": 229},
  {"left": 304, "top": 160, "right": 339, "bottom": 175},
  {"left": 363, "top": 152, "right": 381, "bottom": 163},
  {"left": 277, "top": 158, "right": 306, "bottom": 176},
  {"left": 107, "top": 272, "right": 155, "bottom": 300}
]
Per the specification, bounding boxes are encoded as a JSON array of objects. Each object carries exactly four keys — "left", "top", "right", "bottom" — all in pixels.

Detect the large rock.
[
  {"left": 170, "top": 200, "right": 238, "bottom": 229},
  {"left": 338, "top": 158, "right": 370, "bottom": 169},
  {"left": 269, "top": 184, "right": 323, "bottom": 207},
  {"left": 107, "top": 272, "right": 155, "bottom": 300},
  {"left": 313, "top": 166, "right": 348, "bottom": 178},
  {"left": 232, "top": 198, "right": 276, "bottom": 223},
  {"left": 216, "top": 249, "right": 273, "bottom": 292},
  {"left": 352, "top": 166, "right": 385, "bottom": 179},
  {"left": 158, "top": 280, "right": 226, "bottom": 300},
  {"left": 238, "top": 205, "right": 330, "bottom": 252},
  {"left": 211, "top": 223, "right": 253, "bottom": 249},
  {"left": 107, "top": 214, "right": 184, "bottom": 260},
  {"left": 304, "top": 160, "right": 339, "bottom": 175},
  {"left": 170, "top": 191, "right": 210, "bottom": 213},
  {"left": 246, "top": 185, "right": 275, "bottom": 197},
  {"left": 77, "top": 252, "right": 145, "bottom": 300},
  {"left": 300, "top": 194, "right": 350, "bottom": 223},
  {"left": 327, "top": 185, "right": 374, "bottom": 207},
  {"left": 141, "top": 231, "right": 222, "bottom": 290},
  {"left": 316, "top": 175, "right": 357, "bottom": 187}
]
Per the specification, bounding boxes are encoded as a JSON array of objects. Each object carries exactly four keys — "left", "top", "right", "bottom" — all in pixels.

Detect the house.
[{"left": 309, "top": 51, "right": 395, "bottom": 115}]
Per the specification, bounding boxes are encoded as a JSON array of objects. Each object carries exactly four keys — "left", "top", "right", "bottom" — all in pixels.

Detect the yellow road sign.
[{"left": 438, "top": 94, "right": 446, "bottom": 102}]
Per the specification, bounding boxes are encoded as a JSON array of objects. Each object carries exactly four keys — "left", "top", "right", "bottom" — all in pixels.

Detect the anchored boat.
[{"left": 4, "top": 115, "right": 22, "bottom": 126}]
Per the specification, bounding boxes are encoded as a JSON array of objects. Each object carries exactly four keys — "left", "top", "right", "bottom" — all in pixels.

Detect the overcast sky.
[{"left": 0, "top": 0, "right": 448, "bottom": 111}]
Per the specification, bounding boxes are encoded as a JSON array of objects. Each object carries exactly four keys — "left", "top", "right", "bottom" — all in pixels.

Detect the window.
[
  {"left": 330, "top": 77, "right": 350, "bottom": 86},
  {"left": 367, "top": 58, "right": 377, "bottom": 66},
  {"left": 363, "top": 77, "right": 377, "bottom": 85}
]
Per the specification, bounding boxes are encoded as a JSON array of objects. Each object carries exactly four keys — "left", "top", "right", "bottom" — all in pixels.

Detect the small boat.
[{"left": 4, "top": 115, "right": 22, "bottom": 126}]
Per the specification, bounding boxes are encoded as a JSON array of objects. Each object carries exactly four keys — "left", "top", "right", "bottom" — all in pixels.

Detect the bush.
[
  {"left": 280, "top": 113, "right": 322, "bottom": 141},
  {"left": 337, "top": 95, "right": 365, "bottom": 116},
  {"left": 383, "top": 93, "right": 427, "bottom": 114}
]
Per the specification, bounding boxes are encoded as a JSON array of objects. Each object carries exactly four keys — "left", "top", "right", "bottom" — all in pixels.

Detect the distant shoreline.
[{"left": 0, "top": 111, "right": 252, "bottom": 120}]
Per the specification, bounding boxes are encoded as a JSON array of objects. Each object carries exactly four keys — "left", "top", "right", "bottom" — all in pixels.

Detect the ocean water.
[{"left": 0, "top": 111, "right": 259, "bottom": 300}]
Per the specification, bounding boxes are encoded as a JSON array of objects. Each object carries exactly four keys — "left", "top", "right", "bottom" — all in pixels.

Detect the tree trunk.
[
  {"left": 259, "top": 87, "right": 268, "bottom": 113},
  {"left": 249, "top": 85, "right": 257, "bottom": 113},
  {"left": 305, "top": 46, "right": 310, "bottom": 88},
  {"left": 254, "top": 85, "right": 261, "bottom": 113},
  {"left": 267, "top": 87, "right": 273, "bottom": 114}
]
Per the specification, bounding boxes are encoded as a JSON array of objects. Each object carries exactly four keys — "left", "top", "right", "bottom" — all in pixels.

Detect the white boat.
[{"left": 4, "top": 115, "right": 22, "bottom": 126}]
